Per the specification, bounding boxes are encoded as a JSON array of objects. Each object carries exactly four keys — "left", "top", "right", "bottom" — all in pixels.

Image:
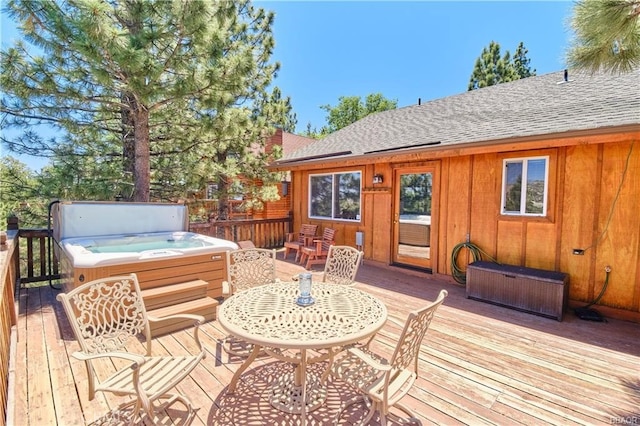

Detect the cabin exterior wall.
[{"left": 288, "top": 132, "right": 640, "bottom": 319}]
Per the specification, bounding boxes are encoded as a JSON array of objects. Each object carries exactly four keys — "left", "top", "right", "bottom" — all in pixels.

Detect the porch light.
[{"left": 373, "top": 174, "right": 384, "bottom": 184}]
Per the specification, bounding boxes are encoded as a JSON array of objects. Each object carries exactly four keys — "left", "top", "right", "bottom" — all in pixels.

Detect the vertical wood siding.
[{"left": 291, "top": 134, "right": 640, "bottom": 318}]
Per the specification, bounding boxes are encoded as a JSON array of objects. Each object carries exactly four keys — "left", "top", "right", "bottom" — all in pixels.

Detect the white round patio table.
[{"left": 217, "top": 281, "right": 387, "bottom": 424}]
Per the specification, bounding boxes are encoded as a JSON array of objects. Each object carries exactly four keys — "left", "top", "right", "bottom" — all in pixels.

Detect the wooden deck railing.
[
  {"left": 189, "top": 216, "right": 293, "bottom": 248},
  {"left": 1, "top": 231, "right": 19, "bottom": 426}
]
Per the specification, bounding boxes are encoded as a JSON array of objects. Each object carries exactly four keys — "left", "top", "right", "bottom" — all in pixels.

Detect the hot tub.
[
  {"left": 61, "top": 231, "right": 237, "bottom": 268},
  {"left": 52, "top": 201, "right": 238, "bottom": 296},
  {"left": 398, "top": 214, "right": 431, "bottom": 247}
]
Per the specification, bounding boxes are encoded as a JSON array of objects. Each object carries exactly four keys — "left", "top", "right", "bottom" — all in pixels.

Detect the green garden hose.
[{"left": 450, "top": 241, "right": 498, "bottom": 285}]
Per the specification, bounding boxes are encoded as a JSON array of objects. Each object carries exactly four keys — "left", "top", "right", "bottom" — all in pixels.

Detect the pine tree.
[
  {"left": 468, "top": 41, "right": 536, "bottom": 91},
  {"left": 567, "top": 0, "right": 640, "bottom": 74},
  {"left": 513, "top": 42, "right": 537, "bottom": 79},
  {"left": 1, "top": 0, "right": 294, "bottom": 204}
]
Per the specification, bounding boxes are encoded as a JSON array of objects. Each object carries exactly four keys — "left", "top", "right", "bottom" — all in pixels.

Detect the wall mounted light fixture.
[
  {"left": 373, "top": 174, "right": 384, "bottom": 184},
  {"left": 281, "top": 180, "right": 289, "bottom": 196}
]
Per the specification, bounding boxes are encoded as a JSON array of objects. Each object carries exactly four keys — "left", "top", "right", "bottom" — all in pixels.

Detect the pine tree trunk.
[
  {"left": 133, "top": 104, "right": 150, "bottom": 202},
  {"left": 121, "top": 92, "right": 135, "bottom": 201}
]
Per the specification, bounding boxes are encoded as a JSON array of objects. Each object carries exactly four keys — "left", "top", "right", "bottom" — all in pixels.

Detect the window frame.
[
  {"left": 500, "top": 155, "right": 549, "bottom": 217},
  {"left": 308, "top": 170, "right": 362, "bottom": 222}
]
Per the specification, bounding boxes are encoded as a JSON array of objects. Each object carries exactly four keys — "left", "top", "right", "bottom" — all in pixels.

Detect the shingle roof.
[{"left": 280, "top": 68, "right": 640, "bottom": 164}]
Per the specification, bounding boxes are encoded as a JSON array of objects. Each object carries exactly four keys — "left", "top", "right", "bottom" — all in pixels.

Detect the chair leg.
[
  {"left": 334, "top": 394, "right": 377, "bottom": 426},
  {"left": 388, "top": 401, "right": 422, "bottom": 425}
]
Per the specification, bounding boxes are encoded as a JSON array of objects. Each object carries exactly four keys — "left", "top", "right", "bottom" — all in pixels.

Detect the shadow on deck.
[{"left": 12, "top": 256, "right": 640, "bottom": 425}]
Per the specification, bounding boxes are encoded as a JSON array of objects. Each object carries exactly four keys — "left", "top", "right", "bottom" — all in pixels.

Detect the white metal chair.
[
  {"left": 293, "top": 245, "right": 363, "bottom": 286},
  {"left": 321, "top": 245, "right": 364, "bottom": 285},
  {"left": 221, "top": 248, "right": 278, "bottom": 356},
  {"left": 56, "top": 273, "right": 206, "bottom": 425},
  {"left": 222, "top": 247, "right": 278, "bottom": 298},
  {"left": 329, "top": 289, "right": 448, "bottom": 425}
]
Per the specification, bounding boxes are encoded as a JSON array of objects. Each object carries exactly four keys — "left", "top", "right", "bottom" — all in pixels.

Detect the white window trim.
[
  {"left": 308, "top": 171, "right": 362, "bottom": 222},
  {"left": 500, "top": 156, "right": 549, "bottom": 217}
]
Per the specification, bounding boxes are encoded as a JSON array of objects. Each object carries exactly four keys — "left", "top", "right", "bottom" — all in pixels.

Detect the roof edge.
[{"left": 269, "top": 124, "right": 640, "bottom": 171}]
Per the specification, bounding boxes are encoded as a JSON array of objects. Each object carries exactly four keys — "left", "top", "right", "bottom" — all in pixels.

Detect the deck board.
[{"left": 12, "top": 257, "right": 640, "bottom": 425}]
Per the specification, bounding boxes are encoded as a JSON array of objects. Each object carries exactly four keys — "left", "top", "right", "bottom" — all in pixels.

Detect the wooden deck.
[{"left": 11, "top": 257, "right": 640, "bottom": 425}]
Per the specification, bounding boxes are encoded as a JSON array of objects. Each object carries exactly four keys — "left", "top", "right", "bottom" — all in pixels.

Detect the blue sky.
[
  {"left": 1, "top": 1, "right": 576, "bottom": 170},
  {"left": 262, "top": 1, "right": 575, "bottom": 132}
]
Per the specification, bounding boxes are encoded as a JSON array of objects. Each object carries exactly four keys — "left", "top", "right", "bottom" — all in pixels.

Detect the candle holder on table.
[{"left": 296, "top": 272, "right": 315, "bottom": 306}]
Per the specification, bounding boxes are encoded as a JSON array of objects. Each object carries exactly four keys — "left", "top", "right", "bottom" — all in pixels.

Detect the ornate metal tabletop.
[{"left": 217, "top": 281, "right": 388, "bottom": 350}]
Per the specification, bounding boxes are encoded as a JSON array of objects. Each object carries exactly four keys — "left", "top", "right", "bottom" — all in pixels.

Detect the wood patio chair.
[
  {"left": 221, "top": 248, "right": 278, "bottom": 356},
  {"left": 299, "top": 227, "right": 337, "bottom": 269},
  {"left": 328, "top": 289, "right": 448, "bottom": 425},
  {"left": 283, "top": 223, "right": 318, "bottom": 262},
  {"left": 56, "top": 273, "right": 206, "bottom": 424},
  {"left": 236, "top": 240, "right": 256, "bottom": 249}
]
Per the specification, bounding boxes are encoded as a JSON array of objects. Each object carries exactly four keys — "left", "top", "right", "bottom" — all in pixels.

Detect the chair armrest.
[
  {"left": 148, "top": 313, "right": 205, "bottom": 326},
  {"left": 386, "top": 315, "right": 405, "bottom": 329},
  {"left": 148, "top": 314, "right": 205, "bottom": 350},
  {"left": 72, "top": 350, "right": 147, "bottom": 369},
  {"left": 285, "top": 232, "right": 298, "bottom": 242},
  {"left": 347, "top": 347, "right": 391, "bottom": 372}
]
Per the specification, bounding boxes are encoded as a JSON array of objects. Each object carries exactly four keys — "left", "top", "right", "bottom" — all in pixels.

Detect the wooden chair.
[
  {"left": 221, "top": 248, "right": 278, "bottom": 356},
  {"left": 299, "top": 227, "right": 337, "bottom": 269},
  {"left": 56, "top": 274, "right": 206, "bottom": 424},
  {"left": 236, "top": 240, "right": 256, "bottom": 249},
  {"left": 283, "top": 223, "right": 318, "bottom": 262},
  {"left": 329, "top": 289, "right": 448, "bottom": 425}
]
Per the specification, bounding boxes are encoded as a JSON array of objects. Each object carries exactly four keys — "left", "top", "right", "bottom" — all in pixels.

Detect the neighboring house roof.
[
  {"left": 277, "top": 68, "right": 640, "bottom": 165},
  {"left": 281, "top": 130, "right": 316, "bottom": 155},
  {"left": 255, "top": 128, "right": 315, "bottom": 157}
]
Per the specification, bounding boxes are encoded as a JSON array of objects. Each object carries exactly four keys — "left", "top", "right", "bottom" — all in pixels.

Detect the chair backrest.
[
  {"left": 390, "top": 289, "right": 448, "bottom": 374},
  {"left": 298, "top": 224, "right": 318, "bottom": 243},
  {"left": 319, "top": 227, "right": 337, "bottom": 252},
  {"left": 322, "top": 245, "right": 363, "bottom": 285},
  {"left": 57, "top": 273, "right": 151, "bottom": 355},
  {"left": 225, "top": 248, "right": 277, "bottom": 293}
]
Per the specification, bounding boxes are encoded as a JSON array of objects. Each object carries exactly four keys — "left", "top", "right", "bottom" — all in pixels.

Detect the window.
[
  {"left": 501, "top": 156, "right": 548, "bottom": 216},
  {"left": 309, "top": 171, "right": 361, "bottom": 221}
]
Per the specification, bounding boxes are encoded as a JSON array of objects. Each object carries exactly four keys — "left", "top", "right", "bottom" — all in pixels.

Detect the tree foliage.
[
  {"left": 0, "top": 157, "right": 43, "bottom": 228},
  {"left": 567, "top": 0, "right": 640, "bottom": 74},
  {"left": 1, "top": 0, "right": 295, "bottom": 210},
  {"left": 319, "top": 93, "right": 397, "bottom": 135},
  {"left": 468, "top": 41, "right": 536, "bottom": 90}
]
